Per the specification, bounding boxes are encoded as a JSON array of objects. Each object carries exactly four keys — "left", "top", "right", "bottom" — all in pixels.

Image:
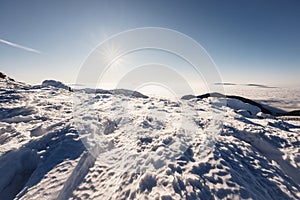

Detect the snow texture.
[{"left": 0, "top": 73, "right": 299, "bottom": 200}]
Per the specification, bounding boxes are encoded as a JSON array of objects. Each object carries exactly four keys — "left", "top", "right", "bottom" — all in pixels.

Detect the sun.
[
  {"left": 96, "top": 41, "right": 128, "bottom": 89},
  {"left": 101, "top": 42, "right": 124, "bottom": 66}
]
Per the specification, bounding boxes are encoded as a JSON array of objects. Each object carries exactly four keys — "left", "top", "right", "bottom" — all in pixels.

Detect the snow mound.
[
  {"left": 81, "top": 88, "right": 148, "bottom": 98},
  {"left": 109, "top": 89, "right": 149, "bottom": 98},
  {"left": 226, "top": 98, "right": 261, "bottom": 116},
  {"left": 42, "top": 80, "right": 70, "bottom": 90}
]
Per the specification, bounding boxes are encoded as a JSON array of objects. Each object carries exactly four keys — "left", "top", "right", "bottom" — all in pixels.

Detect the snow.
[
  {"left": 41, "top": 80, "right": 70, "bottom": 90},
  {"left": 226, "top": 98, "right": 261, "bottom": 116},
  {"left": 0, "top": 148, "right": 39, "bottom": 200},
  {"left": 0, "top": 74, "right": 299, "bottom": 199}
]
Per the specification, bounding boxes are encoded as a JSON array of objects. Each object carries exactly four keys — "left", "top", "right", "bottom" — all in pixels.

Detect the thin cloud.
[{"left": 0, "top": 38, "right": 41, "bottom": 54}]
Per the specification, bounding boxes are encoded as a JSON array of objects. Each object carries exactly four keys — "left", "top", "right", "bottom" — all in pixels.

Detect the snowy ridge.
[
  {"left": 41, "top": 80, "right": 70, "bottom": 91},
  {"left": 0, "top": 73, "right": 299, "bottom": 199},
  {"left": 182, "top": 92, "right": 300, "bottom": 117},
  {"left": 0, "top": 72, "right": 30, "bottom": 91}
]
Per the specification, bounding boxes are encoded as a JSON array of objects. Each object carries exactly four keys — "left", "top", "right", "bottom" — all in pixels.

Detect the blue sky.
[{"left": 0, "top": 0, "right": 299, "bottom": 87}]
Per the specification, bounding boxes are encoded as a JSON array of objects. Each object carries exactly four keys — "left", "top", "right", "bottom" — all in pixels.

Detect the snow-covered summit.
[
  {"left": 0, "top": 73, "right": 299, "bottom": 199},
  {"left": 41, "top": 79, "right": 70, "bottom": 90}
]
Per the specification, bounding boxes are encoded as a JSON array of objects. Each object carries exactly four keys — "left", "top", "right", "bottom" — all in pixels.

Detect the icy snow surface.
[{"left": 0, "top": 76, "right": 299, "bottom": 200}]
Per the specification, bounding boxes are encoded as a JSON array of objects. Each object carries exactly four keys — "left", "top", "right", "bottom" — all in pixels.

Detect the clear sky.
[{"left": 0, "top": 0, "right": 299, "bottom": 87}]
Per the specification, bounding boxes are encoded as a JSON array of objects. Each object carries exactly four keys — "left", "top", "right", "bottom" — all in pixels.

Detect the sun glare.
[{"left": 102, "top": 42, "right": 124, "bottom": 66}]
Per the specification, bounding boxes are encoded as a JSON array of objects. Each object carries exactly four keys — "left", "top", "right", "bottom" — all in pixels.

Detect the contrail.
[{"left": 0, "top": 38, "right": 41, "bottom": 54}]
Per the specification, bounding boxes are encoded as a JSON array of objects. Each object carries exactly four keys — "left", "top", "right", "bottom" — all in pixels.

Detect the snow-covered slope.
[{"left": 0, "top": 73, "right": 299, "bottom": 200}]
